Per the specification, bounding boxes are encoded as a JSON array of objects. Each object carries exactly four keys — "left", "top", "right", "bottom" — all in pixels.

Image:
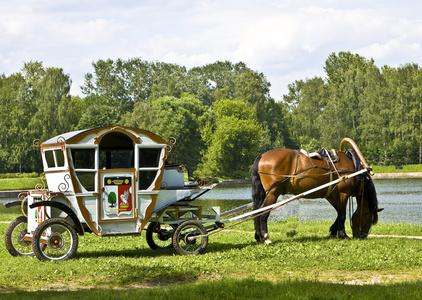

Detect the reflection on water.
[{"left": 1, "top": 178, "right": 421, "bottom": 224}]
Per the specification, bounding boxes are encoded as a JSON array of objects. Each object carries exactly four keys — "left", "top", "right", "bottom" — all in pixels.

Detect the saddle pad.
[{"left": 300, "top": 148, "right": 339, "bottom": 163}]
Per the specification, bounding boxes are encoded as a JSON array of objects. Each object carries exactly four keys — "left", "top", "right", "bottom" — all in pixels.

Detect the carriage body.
[{"left": 5, "top": 126, "right": 218, "bottom": 260}]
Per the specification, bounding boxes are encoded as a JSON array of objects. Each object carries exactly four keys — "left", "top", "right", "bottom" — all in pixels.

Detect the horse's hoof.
[
  {"left": 264, "top": 238, "right": 272, "bottom": 245},
  {"left": 327, "top": 234, "right": 336, "bottom": 239},
  {"left": 338, "top": 235, "right": 351, "bottom": 240}
]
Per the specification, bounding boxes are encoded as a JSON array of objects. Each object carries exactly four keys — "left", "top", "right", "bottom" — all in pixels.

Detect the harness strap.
[{"left": 259, "top": 150, "right": 354, "bottom": 194}]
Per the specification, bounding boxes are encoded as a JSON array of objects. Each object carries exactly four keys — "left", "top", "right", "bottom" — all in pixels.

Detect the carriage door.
[{"left": 99, "top": 132, "right": 136, "bottom": 221}]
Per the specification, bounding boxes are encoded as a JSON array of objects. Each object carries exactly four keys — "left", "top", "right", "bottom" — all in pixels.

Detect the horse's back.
[{"left": 260, "top": 148, "right": 298, "bottom": 173}]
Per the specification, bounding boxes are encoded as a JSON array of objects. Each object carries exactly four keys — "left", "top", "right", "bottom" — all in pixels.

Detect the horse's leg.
[
  {"left": 327, "top": 193, "right": 350, "bottom": 240},
  {"left": 328, "top": 217, "right": 339, "bottom": 238},
  {"left": 336, "top": 206, "right": 350, "bottom": 240},
  {"left": 254, "top": 190, "right": 278, "bottom": 244}
]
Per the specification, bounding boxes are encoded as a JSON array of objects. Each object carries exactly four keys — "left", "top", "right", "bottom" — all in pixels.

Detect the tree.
[
  {"left": 122, "top": 93, "right": 206, "bottom": 172},
  {"left": 198, "top": 99, "right": 264, "bottom": 178},
  {"left": 283, "top": 77, "right": 326, "bottom": 148}
]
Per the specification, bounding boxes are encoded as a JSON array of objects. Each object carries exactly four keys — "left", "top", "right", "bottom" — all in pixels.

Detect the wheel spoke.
[
  {"left": 5, "top": 216, "right": 33, "bottom": 256},
  {"left": 173, "top": 220, "right": 208, "bottom": 255},
  {"left": 32, "top": 218, "right": 78, "bottom": 261}
]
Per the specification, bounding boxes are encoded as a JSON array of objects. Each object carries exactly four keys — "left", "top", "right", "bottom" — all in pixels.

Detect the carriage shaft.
[{"left": 222, "top": 168, "right": 370, "bottom": 224}]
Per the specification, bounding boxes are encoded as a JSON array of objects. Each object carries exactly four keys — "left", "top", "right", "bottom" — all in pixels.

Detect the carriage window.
[
  {"left": 44, "top": 151, "right": 55, "bottom": 168},
  {"left": 71, "top": 149, "right": 95, "bottom": 169},
  {"left": 76, "top": 172, "right": 95, "bottom": 192},
  {"left": 45, "top": 149, "right": 65, "bottom": 168},
  {"left": 71, "top": 149, "right": 96, "bottom": 192},
  {"left": 99, "top": 149, "right": 134, "bottom": 169},
  {"left": 55, "top": 149, "right": 65, "bottom": 167},
  {"left": 139, "top": 148, "right": 162, "bottom": 168},
  {"left": 138, "top": 170, "right": 158, "bottom": 190}
]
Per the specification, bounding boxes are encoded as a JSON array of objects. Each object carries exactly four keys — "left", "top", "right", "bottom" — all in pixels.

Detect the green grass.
[
  {"left": 0, "top": 217, "right": 421, "bottom": 298},
  {"left": 372, "top": 164, "right": 422, "bottom": 173},
  {"left": 0, "top": 177, "right": 44, "bottom": 191}
]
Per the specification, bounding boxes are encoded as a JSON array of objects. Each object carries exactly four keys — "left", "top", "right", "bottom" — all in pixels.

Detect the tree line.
[{"left": 0, "top": 52, "right": 421, "bottom": 178}]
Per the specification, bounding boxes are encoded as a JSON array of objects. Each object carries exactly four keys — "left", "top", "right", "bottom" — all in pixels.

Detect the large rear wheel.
[
  {"left": 32, "top": 218, "right": 78, "bottom": 261},
  {"left": 4, "top": 216, "right": 33, "bottom": 256},
  {"left": 172, "top": 220, "right": 208, "bottom": 255}
]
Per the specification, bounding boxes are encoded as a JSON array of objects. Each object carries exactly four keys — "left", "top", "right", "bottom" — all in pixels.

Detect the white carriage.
[{"left": 4, "top": 126, "right": 218, "bottom": 260}]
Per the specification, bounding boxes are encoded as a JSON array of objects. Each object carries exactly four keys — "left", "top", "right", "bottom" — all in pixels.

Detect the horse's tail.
[{"left": 252, "top": 154, "right": 266, "bottom": 209}]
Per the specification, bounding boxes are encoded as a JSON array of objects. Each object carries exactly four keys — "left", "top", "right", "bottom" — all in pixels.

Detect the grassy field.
[
  {"left": 372, "top": 164, "right": 422, "bottom": 173},
  {"left": 0, "top": 214, "right": 421, "bottom": 299},
  {"left": 0, "top": 173, "right": 44, "bottom": 191}
]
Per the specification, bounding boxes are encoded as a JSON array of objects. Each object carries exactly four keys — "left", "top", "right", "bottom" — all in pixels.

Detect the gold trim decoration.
[
  {"left": 57, "top": 136, "right": 66, "bottom": 145},
  {"left": 196, "top": 178, "right": 207, "bottom": 187},
  {"left": 93, "top": 126, "right": 141, "bottom": 144},
  {"left": 32, "top": 139, "right": 41, "bottom": 148},
  {"left": 17, "top": 192, "right": 27, "bottom": 202},
  {"left": 20, "top": 196, "right": 28, "bottom": 218},
  {"left": 177, "top": 165, "right": 185, "bottom": 173},
  {"left": 17, "top": 192, "right": 28, "bottom": 218},
  {"left": 35, "top": 175, "right": 47, "bottom": 191},
  {"left": 160, "top": 182, "right": 168, "bottom": 190},
  {"left": 168, "top": 137, "right": 177, "bottom": 145}
]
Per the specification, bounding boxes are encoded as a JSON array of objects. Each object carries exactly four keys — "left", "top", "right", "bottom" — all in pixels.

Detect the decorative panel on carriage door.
[{"left": 99, "top": 170, "right": 136, "bottom": 221}]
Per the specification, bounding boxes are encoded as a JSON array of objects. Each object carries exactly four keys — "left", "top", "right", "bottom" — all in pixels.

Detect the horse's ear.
[{"left": 377, "top": 208, "right": 384, "bottom": 213}]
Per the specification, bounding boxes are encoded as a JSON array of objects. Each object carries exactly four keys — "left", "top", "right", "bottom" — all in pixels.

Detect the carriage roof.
[{"left": 41, "top": 126, "right": 167, "bottom": 148}]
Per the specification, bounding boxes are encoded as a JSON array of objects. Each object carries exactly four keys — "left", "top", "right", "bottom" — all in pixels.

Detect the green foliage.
[
  {"left": 197, "top": 99, "right": 264, "bottom": 178},
  {"left": 1, "top": 54, "right": 422, "bottom": 176},
  {"left": 0, "top": 62, "right": 78, "bottom": 173},
  {"left": 122, "top": 93, "right": 206, "bottom": 171},
  {"left": 284, "top": 52, "right": 422, "bottom": 165}
]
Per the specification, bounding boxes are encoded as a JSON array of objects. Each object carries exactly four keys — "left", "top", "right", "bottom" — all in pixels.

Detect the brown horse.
[{"left": 251, "top": 147, "right": 381, "bottom": 244}]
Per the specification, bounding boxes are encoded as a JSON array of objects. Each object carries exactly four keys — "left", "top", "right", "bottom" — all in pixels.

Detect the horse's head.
[{"left": 351, "top": 173, "right": 383, "bottom": 239}]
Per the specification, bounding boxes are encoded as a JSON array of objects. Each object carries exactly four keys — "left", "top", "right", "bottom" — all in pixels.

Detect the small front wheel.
[
  {"left": 4, "top": 216, "right": 33, "bottom": 256},
  {"left": 32, "top": 218, "right": 78, "bottom": 261},
  {"left": 172, "top": 220, "right": 208, "bottom": 255},
  {"left": 146, "top": 222, "right": 175, "bottom": 250}
]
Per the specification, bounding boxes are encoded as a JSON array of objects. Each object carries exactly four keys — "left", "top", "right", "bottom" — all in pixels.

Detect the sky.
[{"left": 1, "top": 0, "right": 422, "bottom": 100}]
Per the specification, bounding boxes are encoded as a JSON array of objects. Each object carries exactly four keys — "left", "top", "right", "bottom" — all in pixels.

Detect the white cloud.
[{"left": 1, "top": 0, "right": 422, "bottom": 99}]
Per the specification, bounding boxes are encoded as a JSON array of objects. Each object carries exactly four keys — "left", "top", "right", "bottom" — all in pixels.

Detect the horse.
[{"left": 251, "top": 145, "right": 381, "bottom": 244}]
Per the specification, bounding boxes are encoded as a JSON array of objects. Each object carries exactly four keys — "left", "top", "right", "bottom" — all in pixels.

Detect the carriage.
[{"left": 4, "top": 126, "right": 380, "bottom": 261}]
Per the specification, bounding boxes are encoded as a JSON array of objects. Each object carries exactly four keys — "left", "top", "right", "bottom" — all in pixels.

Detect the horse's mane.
[
  {"left": 363, "top": 172, "right": 379, "bottom": 224},
  {"left": 347, "top": 148, "right": 380, "bottom": 224}
]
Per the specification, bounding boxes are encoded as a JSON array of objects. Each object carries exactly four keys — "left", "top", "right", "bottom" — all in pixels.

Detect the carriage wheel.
[
  {"left": 32, "top": 218, "right": 78, "bottom": 261},
  {"left": 4, "top": 216, "right": 33, "bottom": 256},
  {"left": 172, "top": 220, "right": 208, "bottom": 255},
  {"left": 146, "top": 222, "right": 175, "bottom": 250}
]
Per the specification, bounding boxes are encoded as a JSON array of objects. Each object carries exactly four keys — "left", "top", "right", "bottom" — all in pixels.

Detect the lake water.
[
  {"left": 191, "top": 178, "right": 422, "bottom": 224},
  {"left": 1, "top": 178, "right": 421, "bottom": 224}
]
